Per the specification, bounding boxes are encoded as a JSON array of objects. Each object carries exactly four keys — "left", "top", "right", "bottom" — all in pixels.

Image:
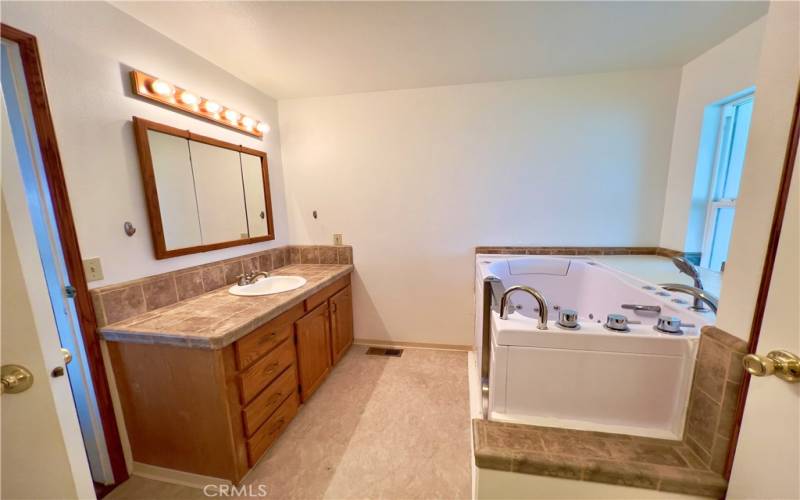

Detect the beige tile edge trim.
[
  {"left": 475, "top": 246, "right": 686, "bottom": 257},
  {"left": 354, "top": 339, "right": 473, "bottom": 352}
]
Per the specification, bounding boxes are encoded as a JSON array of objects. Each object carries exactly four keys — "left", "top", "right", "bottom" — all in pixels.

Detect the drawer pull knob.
[
  {"left": 266, "top": 392, "right": 283, "bottom": 406},
  {"left": 258, "top": 331, "right": 279, "bottom": 345},
  {"left": 270, "top": 418, "right": 285, "bottom": 435},
  {"left": 262, "top": 362, "right": 279, "bottom": 375}
]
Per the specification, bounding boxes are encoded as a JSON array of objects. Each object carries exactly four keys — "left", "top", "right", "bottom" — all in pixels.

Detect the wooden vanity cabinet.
[
  {"left": 107, "top": 273, "right": 353, "bottom": 483},
  {"left": 330, "top": 285, "right": 354, "bottom": 364},
  {"left": 295, "top": 276, "right": 354, "bottom": 401},
  {"left": 295, "top": 302, "right": 333, "bottom": 401}
]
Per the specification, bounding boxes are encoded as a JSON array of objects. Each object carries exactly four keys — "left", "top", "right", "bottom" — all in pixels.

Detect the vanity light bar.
[{"left": 129, "top": 70, "right": 268, "bottom": 138}]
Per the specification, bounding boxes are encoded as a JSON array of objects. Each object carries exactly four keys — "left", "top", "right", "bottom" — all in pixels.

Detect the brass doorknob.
[
  {"left": 1, "top": 364, "right": 34, "bottom": 394},
  {"left": 61, "top": 348, "right": 72, "bottom": 365},
  {"left": 743, "top": 350, "right": 800, "bottom": 383}
]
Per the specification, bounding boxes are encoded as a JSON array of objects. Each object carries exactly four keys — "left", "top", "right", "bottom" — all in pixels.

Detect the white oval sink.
[{"left": 228, "top": 276, "right": 307, "bottom": 296}]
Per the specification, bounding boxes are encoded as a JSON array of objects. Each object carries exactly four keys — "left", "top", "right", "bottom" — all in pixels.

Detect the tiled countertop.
[
  {"left": 99, "top": 264, "right": 353, "bottom": 349},
  {"left": 473, "top": 420, "right": 727, "bottom": 498}
]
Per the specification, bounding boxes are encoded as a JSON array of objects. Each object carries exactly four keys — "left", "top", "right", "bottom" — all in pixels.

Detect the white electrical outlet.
[
  {"left": 333, "top": 234, "right": 343, "bottom": 246},
  {"left": 83, "top": 257, "right": 104, "bottom": 282}
]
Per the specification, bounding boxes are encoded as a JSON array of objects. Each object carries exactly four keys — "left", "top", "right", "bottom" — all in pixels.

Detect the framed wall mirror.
[{"left": 132, "top": 117, "right": 274, "bottom": 259}]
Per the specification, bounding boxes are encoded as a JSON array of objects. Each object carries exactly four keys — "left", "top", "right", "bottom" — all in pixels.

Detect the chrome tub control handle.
[
  {"left": 557, "top": 309, "right": 579, "bottom": 329},
  {"left": 621, "top": 304, "right": 662, "bottom": 313},
  {"left": 604, "top": 314, "right": 629, "bottom": 332}
]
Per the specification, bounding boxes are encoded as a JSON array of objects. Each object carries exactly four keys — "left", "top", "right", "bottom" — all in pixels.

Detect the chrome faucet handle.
[
  {"left": 235, "top": 274, "right": 250, "bottom": 286},
  {"left": 558, "top": 309, "right": 579, "bottom": 329},
  {"left": 249, "top": 270, "right": 271, "bottom": 283},
  {"left": 605, "top": 314, "right": 630, "bottom": 332},
  {"left": 621, "top": 304, "right": 662, "bottom": 313},
  {"left": 655, "top": 316, "right": 683, "bottom": 335}
]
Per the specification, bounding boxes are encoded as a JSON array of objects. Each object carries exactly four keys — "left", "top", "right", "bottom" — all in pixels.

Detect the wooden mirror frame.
[{"left": 132, "top": 117, "right": 275, "bottom": 259}]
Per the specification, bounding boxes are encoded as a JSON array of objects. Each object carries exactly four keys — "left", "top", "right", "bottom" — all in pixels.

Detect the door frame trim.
[
  {"left": 0, "top": 23, "right": 129, "bottom": 485},
  {"left": 724, "top": 83, "right": 800, "bottom": 478}
]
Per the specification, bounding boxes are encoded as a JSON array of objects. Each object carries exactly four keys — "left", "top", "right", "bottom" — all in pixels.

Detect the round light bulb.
[
  {"left": 179, "top": 91, "right": 199, "bottom": 105},
  {"left": 203, "top": 100, "right": 221, "bottom": 113},
  {"left": 224, "top": 109, "right": 240, "bottom": 122},
  {"left": 241, "top": 116, "right": 255, "bottom": 129},
  {"left": 256, "top": 122, "right": 270, "bottom": 134},
  {"left": 150, "top": 79, "right": 174, "bottom": 97}
]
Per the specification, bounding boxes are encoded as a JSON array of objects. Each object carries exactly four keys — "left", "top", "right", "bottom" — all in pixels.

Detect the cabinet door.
[
  {"left": 295, "top": 302, "right": 332, "bottom": 401},
  {"left": 330, "top": 285, "right": 354, "bottom": 364}
]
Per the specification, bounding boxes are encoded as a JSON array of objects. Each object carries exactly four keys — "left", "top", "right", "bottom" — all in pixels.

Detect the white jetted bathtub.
[{"left": 474, "top": 255, "right": 712, "bottom": 439}]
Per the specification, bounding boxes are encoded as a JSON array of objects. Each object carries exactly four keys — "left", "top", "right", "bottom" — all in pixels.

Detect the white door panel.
[
  {"left": 728, "top": 156, "right": 799, "bottom": 499},
  {"left": 1, "top": 102, "right": 93, "bottom": 499}
]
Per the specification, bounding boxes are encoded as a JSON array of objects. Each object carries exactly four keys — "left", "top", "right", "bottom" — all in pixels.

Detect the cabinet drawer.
[
  {"left": 242, "top": 366, "right": 298, "bottom": 437},
  {"left": 234, "top": 303, "right": 304, "bottom": 370},
  {"left": 239, "top": 339, "right": 296, "bottom": 404},
  {"left": 246, "top": 391, "right": 299, "bottom": 466},
  {"left": 304, "top": 274, "right": 350, "bottom": 312}
]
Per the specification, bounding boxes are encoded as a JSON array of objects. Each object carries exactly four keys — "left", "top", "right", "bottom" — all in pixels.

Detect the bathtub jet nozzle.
[{"left": 499, "top": 285, "right": 549, "bottom": 330}]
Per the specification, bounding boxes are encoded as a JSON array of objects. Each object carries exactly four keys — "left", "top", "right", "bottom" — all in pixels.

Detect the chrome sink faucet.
[
  {"left": 659, "top": 283, "right": 719, "bottom": 314},
  {"left": 236, "top": 270, "right": 270, "bottom": 286},
  {"left": 671, "top": 256, "right": 708, "bottom": 311},
  {"left": 500, "top": 285, "right": 549, "bottom": 330}
]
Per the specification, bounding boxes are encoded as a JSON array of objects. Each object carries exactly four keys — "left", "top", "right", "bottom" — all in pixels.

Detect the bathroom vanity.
[{"left": 101, "top": 264, "right": 353, "bottom": 483}]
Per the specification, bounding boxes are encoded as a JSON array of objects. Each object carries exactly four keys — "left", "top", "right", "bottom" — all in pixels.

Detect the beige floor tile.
[
  {"left": 106, "top": 476, "right": 207, "bottom": 500},
  {"left": 110, "top": 346, "right": 471, "bottom": 500}
]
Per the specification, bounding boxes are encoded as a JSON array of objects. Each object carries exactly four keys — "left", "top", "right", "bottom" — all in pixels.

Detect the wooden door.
[
  {"left": 295, "top": 302, "right": 332, "bottom": 401},
  {"left": 330, "top": 285, "right": 354, "bottom": 364}
]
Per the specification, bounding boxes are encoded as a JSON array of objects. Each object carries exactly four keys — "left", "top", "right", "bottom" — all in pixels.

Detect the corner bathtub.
[{"left": 474, "top": 255, "right": 710, "bottom": 439}]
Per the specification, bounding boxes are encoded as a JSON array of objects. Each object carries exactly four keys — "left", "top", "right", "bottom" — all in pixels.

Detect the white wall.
[
  {"left": 716, "top": 1, "right": 800, "bottom": 341},
  {"left": 2, "top": 2, "right": 288, "bottom": 288},
  {"left": 280, "top": 69, "right": 681, "bottom": 346},
  {"left": 659, "top": 18, "right": 766, "bottom": 252}
]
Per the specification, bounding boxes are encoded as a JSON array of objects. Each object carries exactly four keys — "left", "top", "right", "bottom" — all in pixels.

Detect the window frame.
[{"left": 700, "top": 93, "right": 754, "bottom": 270}]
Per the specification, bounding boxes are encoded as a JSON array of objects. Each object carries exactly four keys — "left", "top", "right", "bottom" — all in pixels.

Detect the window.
[{"left": 700, "top": 93, "right": 754, "bottom": 271}]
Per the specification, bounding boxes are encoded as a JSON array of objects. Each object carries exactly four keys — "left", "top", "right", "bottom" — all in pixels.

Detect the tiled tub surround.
[
  {"left": 473, "top": 421, "right": 728, "bottom": 498},
  {"left": 91, "top": 245, "right": 353, "bottom": 328},
  {"left": 474, "top": 325, "right": 748, "bottom": 498},
  {"left": 475, "top": 246, "right": 685, "bottom": 257},
  {"left": 98, "top": 264, "right": 353, "bottom": 349},
  {"left": 682, "top": 326, "right": 749, "bottom": 475}
]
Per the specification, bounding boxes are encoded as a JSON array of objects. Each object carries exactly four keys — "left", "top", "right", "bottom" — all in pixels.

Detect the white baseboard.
[{"left": 354, "top": 338, "right": 473, "bottom": 352}]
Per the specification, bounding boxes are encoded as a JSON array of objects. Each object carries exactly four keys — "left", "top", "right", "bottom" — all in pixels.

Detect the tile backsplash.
[{"left": 91, "top": 245, "right": 352, "bottom": 328}]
